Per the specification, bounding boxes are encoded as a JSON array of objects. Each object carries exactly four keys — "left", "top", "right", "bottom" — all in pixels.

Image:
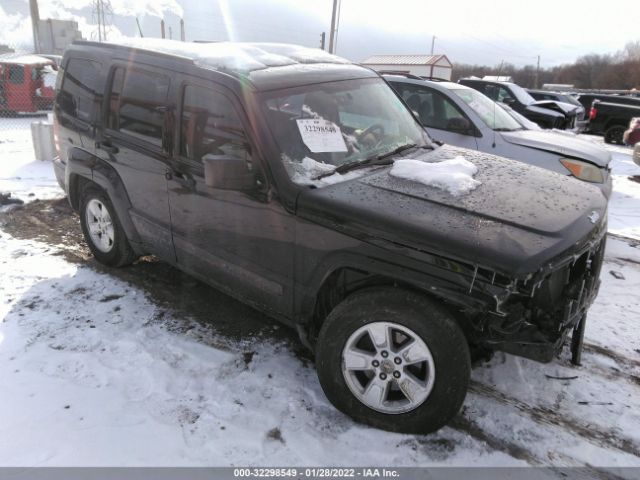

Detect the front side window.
[
  {"left": 393, "top": 83, "right": 469, "bottom": 132},
  {"left": 108, "top": 67, "right": 169, "bottom": 146},
  {"left": 59, "top": 58, "right": 101, "bottom": 122},
  {"left": 180, "top": 85, "right": 251, "bottom": 164},
  {"left": 262, "top": 78, "right": 430, "bottom": 186}
]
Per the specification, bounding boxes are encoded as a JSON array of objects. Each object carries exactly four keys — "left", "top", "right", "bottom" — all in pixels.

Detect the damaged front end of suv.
[{"left": 467, "top": 222, "right": 606, "bottom": 364}]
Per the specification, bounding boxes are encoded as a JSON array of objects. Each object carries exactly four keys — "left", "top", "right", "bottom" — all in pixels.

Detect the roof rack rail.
[
  {"left": 378, "top": 70, "right": 424, "bottom": 80},
  {"left": 419, "top": 76, "right": 449, "bottom": 82}
]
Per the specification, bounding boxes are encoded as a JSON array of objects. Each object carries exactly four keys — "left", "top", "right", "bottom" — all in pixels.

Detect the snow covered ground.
[{"left": 1, "top": 119, "right": 640, "bottom": 471}]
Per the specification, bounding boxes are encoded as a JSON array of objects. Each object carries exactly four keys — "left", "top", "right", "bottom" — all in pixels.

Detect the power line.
[{"left": 91, "top": 0, "right": 113, "bottom": 41}]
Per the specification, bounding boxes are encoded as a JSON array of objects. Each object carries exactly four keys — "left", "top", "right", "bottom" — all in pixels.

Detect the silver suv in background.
[{"left": 385, "top": 75, "right": 612, "bottom": 197}]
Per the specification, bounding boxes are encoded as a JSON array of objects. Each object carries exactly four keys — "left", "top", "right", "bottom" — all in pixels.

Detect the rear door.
[{"left": 98, "top": 64, "right": 174, "bottom": 261}]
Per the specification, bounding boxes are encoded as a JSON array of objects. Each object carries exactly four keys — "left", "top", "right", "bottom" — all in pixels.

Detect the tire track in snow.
[
  {"left": 583, "top": 342, "right": 640, "bottom": 371},
  {"left": 468, "top": 380, "right": 640, "bottom": 459},
  {"left": 450, "top": 417, "right": 627, "bottom": 480}
]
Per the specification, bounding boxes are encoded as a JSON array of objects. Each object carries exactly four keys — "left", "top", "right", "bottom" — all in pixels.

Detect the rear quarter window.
[{"left": 59, "top": 58, "right": 102, "bottom": 123}]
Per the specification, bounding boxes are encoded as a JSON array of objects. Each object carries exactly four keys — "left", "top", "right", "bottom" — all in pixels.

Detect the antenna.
[
  {"left": 136, "top": 17, "right": 144, "bottom": 37},
  {"left": 492, "top": 60, "right": 505, "bottom": 148}
]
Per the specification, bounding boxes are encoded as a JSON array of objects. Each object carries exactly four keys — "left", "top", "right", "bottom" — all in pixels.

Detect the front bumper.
[{"left": 480, "top": 228, "right": 606, "bottom": 363}]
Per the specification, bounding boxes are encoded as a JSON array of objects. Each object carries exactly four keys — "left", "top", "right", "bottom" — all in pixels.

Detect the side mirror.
[
  {"left": 502, "top": 97, "right": 515, "bottom": 105},
  {"left": 447, "top": 117, "right": 473, "bottom": 135},
  {"left": 203, "top": 155, "right": 256, "bottom": 190}
]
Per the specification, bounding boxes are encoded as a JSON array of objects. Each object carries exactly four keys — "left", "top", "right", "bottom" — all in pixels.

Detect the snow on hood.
[
  {"left": 114, "top": 38, "right": 349, "bottom": 73},
  {"left": 500, "top": 129, "right": 611, "bottom": 167},
  {"left": 389, "top": 156, "right": 481, "bottom": 196}
]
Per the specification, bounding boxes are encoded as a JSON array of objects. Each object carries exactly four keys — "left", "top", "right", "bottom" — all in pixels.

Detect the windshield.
[
  {"left": 508, "top": 83, "right": 536, "bottom": 105},
  {"left": 262, "top": 77, "right": 430, "bottom": 186},
  {"left": 450, "top": 87, "right": 522, "bottom": 131}
]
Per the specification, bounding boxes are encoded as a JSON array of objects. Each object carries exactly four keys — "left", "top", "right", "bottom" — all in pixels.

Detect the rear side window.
[
  {"left": 59, "top": 58, "right": 102, "bottom": 122},
  {"left": 108, "top": 67, "right": 170, "bottom": 146},
  {"left": 180, "top": 85, "right": 251, "bottom": 163}
]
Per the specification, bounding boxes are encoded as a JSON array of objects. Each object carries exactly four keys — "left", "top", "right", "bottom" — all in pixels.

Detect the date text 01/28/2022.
[{"left": 233, "top": 468, "right": 400, "bottom": 478}]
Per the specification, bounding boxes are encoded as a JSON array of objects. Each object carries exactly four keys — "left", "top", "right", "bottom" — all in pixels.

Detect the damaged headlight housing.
[{"left": 560, "top": 158, "right": 604, "bottom": 183}]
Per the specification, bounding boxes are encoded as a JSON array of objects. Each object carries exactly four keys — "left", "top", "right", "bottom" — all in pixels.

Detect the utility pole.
[
  {"left": 320, "top": 32, "right": 326, "bottom": 50},
  {"left": 180, "top": 18, "right": 185, "bottom": 41},
  {"left": 169, "top": 26, "right": 173, "bottom": 39},
  {"left": 328, "top": 0, "right": 338, "bottom": 54},
  {"left": 535, "top": 55, "right": 540, "bottom": 88},
  {"left": 96, "top": 0, "right": 103, "bottom": 41},
  {"left": 430, "top": 35, "right": 436, "bottom": 55},
  {"left": 160, "top": 19, "right": 165, "bottom": 39},
  {"left": 29, "top": 0, "right": 41, "bottom": 53}
]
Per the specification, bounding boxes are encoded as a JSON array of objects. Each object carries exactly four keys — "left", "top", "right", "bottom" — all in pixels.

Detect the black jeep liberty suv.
[{"left": 53, "top": 40, "right": 607, "bottom": 434}]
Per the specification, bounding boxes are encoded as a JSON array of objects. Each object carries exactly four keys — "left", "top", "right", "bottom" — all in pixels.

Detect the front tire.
[
  {"left": 79, "top": 185, "right": 137, "bottom": 267},
  {"left": 315, "top": 288, "right": 470, "bottom": 434}
]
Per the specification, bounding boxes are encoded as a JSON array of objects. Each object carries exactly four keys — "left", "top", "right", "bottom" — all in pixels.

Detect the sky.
[{"left": 0, "top": 0, "right": 638, "bottom": 68}]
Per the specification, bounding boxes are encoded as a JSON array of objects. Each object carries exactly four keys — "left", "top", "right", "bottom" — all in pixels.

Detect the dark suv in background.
[
  {"left": 53, "top": 39, "right": 607, "bottom": 434},
  {"left": 459, "top": 78, "right": 580, "bottom": 129}
]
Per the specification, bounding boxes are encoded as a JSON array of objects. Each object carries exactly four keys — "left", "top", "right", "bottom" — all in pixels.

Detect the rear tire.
[
  {"left": 604, "top": 125, "right": 625, "bottom": 145},
  {"left": 315, "top": 288, "right": 470, "bottom": 434},
  {"left": 79, "top": 185, "right": 137, "bottom": 267}
]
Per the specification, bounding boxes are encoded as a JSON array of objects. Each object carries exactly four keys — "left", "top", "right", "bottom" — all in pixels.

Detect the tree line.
[{"left": 451, "top": 41, "right": 640, "bottom": 90}]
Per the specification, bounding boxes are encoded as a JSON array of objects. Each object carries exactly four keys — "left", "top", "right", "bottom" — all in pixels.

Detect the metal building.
[{"left": 361, "top": 54, "right": 453, "bottom": 80}]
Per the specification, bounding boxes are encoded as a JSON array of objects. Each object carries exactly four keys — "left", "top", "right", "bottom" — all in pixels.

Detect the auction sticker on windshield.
[{"left": 296, "top": 119, "right": 348, "bottom": 153}]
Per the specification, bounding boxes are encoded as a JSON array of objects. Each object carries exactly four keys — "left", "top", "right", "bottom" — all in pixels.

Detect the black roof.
[{"left": 71, "top": 39, "right": 378, "bottom": 91}]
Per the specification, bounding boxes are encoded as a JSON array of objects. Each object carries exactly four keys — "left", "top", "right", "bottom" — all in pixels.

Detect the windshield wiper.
[{"left": 313, "top": 143, "right": 423, "bottom": 180}]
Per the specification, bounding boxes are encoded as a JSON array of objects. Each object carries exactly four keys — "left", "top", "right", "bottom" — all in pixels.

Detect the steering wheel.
[{"left": 358, "top": 123, "right": 385, "bottom": 141}]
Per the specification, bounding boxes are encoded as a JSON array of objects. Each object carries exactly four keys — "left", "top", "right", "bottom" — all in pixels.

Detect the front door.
[
  {"left": 167, "top": 82, "right": 294, "bottom": 317},
  {"left": 394, "top": 83, "right": 478, "bottom": 150},
  {"left": 98, "top": 65, "right": 174, "bottom": 261}
]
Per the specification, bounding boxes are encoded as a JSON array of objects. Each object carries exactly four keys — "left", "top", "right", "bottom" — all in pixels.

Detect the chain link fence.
[{"left": 0, "top": 41, "right": 57, "bottom": 127}]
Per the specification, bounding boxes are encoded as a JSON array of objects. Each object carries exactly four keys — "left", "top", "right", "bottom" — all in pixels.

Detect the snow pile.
[
  {"left": 390, "top": 156, "right": 481, "bottom": 196},
  {"left": 0, "top": 118, "right": 63, "bottom": 206},
  {"left": 115, "top": 39, "right": 348, "bottom": 73}
]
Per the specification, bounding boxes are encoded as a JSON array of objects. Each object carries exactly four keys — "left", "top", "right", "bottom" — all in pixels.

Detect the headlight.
[{"left": 559, "top": 158, "right": 604, "bottom": 183}]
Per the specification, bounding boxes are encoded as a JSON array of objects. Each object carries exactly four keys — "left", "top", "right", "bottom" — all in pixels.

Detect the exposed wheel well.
[
  {"left": 306, "top": 268, "right": 465, "bottom": 348},
  {"left": 68, "top": 174, "right": 93, "bottom": 211}
]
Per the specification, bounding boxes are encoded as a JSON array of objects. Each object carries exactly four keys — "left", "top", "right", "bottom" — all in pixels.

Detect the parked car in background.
[
  {"left": 54, "top": 39, "right": 608, "bottom": 434},
  {"left": 587, "top": 100, "right": 640, "bottom": 144},
  {"left": 458, "top": 78, "right": 580, "bottom": 130},
  {"left": 0, "top": 54, "right": 57, "bottom": 114},
  {"left": 576, "top": 93, "right": 640, "bottom": 118},
  {"left": 385, "top": 75, "right": 611, "bottom": 196},
  {"left": 527, "top": 89, "right": 586, "bottom": 130}
]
